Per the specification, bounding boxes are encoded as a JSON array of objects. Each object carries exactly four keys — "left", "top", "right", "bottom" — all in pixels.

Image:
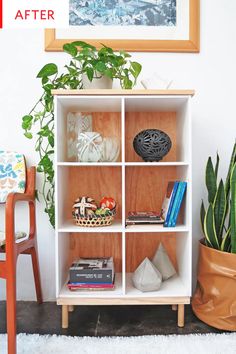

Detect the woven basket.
[{"left": 73, "top": 209, "right": 116, "bottom": 227}]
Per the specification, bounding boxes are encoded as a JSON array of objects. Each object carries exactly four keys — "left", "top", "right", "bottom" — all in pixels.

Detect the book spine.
[
  {"left": 164, "top": 181, "right": 179, "bottom": 227},
  {"left": 69, "top": 269, "right": 113, "bottom": 283},
  {"left": 69, "top": 282, "right": 113, "bottom": 286},
  {"left": 171, "top": 182, "right": 187, "bottom": 227},
  {"left": 167, "top": 182, "right": 182, "bottom": 227},
  {"left": 68, "top": 283, "right": 114, "bottom": 289}
]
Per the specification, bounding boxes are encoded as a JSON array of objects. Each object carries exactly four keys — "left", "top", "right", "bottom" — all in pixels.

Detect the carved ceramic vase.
[{"left": 133, "top": 129, "right": 172, "bottom": 162}]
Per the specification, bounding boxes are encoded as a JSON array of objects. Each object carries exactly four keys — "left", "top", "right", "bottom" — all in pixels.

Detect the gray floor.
[{"left": 0, "top": 302, "right": 222, "bottom": 337}]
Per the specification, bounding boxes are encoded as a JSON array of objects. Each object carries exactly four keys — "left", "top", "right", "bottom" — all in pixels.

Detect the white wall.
[{"left": 0, "top": 0, "right": 236, "bottom": 301}]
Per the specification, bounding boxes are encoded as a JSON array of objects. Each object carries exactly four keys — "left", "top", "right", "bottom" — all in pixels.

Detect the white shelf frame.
[{"left": 54, "top": 91, "right": 193, "bottom": 328}]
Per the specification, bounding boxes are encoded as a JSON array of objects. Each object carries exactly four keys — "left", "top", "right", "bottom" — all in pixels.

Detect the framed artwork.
[{"left": 45, "top": 0, "right": 199, "bottom": 52}]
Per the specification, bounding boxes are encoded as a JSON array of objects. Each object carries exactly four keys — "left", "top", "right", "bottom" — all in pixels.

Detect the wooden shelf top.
[{"left": 52, "top": 89, "right": 195, "bottom": 96}]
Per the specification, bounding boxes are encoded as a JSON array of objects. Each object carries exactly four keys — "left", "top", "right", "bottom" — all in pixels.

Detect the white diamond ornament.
[
  {"left": 132, "top": 257, "right": 162, "bottom": 292},
  {"left": 152, "top": 243, "right": 176, "bottom": 281}
]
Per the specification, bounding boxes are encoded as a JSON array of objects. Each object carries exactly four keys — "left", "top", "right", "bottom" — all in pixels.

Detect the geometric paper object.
[
  {"left": 152, "top": 243, "right": 176, "bottom": 281},
  {"left": 77, "top": 132, "right": 103, "bottom": 162},
  {"left": 67, "top": 112, "right": 92, "bottom": 161},
  {"left": 132, "top": 257, "right": 162, "bottom": 292},
  {"left": 0, "top": 151, "right": 26, "bottom": 203}
]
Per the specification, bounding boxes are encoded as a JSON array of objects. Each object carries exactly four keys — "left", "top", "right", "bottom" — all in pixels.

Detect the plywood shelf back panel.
[
  {"left": 126, "top": 233, "right": 177, "bottom": 273},
  {"left": 69, "top": 233, "right": 122, "bottom": 272}
]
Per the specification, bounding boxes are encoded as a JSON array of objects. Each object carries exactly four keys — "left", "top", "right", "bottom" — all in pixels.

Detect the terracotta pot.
[{"left": 192, "top": 239, "right": 236, "bottom": 331}]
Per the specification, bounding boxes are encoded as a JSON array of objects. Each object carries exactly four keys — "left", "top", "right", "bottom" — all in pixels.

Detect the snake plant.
[{"left": 201, "top": 142, "right": 236, "bottom": 253}]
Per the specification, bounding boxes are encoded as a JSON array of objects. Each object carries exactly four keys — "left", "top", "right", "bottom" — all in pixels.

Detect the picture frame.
[{"left": 45, "top": 0, "right": 199, "bottom": 53}]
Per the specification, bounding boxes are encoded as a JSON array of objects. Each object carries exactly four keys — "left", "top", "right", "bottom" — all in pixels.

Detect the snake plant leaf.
[
  {"left": 220, "top": 227, "right": 231, "bottom": 252},
  {"left": 204, "top": 204, "right": 220, "bottom": 249},
  {"left": 200, "top": 200, "right": 205, "bottom": 233},
  {"left": 230, "top": 162, "right": 236, "bottom": 253},
  {"left": 206, "top": 157, "right": 217, "bottom": 203},
  {"left": 214, "top": 152, "right": 220, "bottom": 179},
  {"left": 225, "top": 142, "right": 236, "bottom": 200},
  {"left": 213, "top": 179, "right": 226, "bottom": 240}
]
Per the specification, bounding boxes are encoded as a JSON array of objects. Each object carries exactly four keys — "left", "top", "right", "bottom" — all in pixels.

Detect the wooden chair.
[{"left": 0, "top": 152, "right": 42, "bottom": 354}]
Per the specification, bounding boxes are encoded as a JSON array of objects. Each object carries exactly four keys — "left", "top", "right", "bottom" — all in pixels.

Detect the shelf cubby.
[
  {"left": 125, "top": 97, "right": 190, "bottom": 163},
  {"left": 125, "top": 232, "right": 191, "bottom": 298},
  {"left": 57, "top": 165, "right": 122, "bottom": 232},
  {"left": 57, "top": 232, "right": 123, "bottom": 299},
  {"left": 56, "top": 96, "right": 122, "bottom": 162},
  {"left": 125, "top": 165, "right": 190, "bottom": 230}
]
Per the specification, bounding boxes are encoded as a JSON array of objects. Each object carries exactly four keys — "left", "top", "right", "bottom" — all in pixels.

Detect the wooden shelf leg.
[
  {"left": 62, "top": 305, "right": 69, "bottom": 329},
  {"left": 68, "top": 305, "right": 74, "bottom": 312},
  {"left": 177, "top": 304, "right": 185, "bottom": 327},
  {"left": 172, "top": 304, "right": 178, "bottom": 311}
]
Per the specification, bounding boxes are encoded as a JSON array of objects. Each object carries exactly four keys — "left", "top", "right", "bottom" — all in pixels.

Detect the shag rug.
[{"left": 1, "top": 333, "right": 236, "bottom": 354}]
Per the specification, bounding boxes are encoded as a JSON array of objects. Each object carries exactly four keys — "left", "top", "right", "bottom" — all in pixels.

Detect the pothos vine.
[{"left": 22, "top": 41, "right": 142, "bottom": 228}]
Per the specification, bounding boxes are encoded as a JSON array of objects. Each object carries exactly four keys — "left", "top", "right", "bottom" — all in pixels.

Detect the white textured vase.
[
  {"left": 67, "top": 112, "right": 92, "bottom": 161},
  {"left": 82, "top": 73, "right": 113, "bottom": 89}
]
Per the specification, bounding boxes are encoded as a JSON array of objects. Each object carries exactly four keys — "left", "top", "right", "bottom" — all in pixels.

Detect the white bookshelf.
[{"left": 53, "top": 89, "right": 194, "bottom": 328}]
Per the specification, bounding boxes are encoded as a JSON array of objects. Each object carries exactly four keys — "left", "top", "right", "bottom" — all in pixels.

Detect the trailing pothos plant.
[
  {"left": 201, "top": 142, "right": 236, "bottom": 253},
  {"left": 22, "top": 41, "right": 142, "bottom": 228}
]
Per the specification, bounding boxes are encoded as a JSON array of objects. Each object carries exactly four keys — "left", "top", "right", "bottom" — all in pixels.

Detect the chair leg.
[
  {"left": 6, "top": 267, "right": 17, "bottom": 354},
  {"left": 31, "top": 246, "right": 43, "bottom": 304}
]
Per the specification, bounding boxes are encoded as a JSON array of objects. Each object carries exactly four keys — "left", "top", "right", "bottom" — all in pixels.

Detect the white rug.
[{"left": 0, "top": 333, "right": 236, "bottom": 354}]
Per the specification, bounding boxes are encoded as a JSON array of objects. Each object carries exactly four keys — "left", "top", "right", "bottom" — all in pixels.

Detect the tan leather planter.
[{"left": 192, "top": 240, "right": 236, "bottom": 331}]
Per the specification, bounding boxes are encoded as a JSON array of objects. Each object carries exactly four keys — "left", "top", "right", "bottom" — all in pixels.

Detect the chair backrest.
[{"left": 0, "top": 151, "right": 26, "bottom": 203}]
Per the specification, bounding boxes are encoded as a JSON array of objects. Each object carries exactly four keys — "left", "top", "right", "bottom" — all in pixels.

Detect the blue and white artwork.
[{"left": 69, "top": 0, "right": 176, "bottom": 26}]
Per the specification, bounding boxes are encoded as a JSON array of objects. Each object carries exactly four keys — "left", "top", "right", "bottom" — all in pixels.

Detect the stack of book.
[
  {"left": 126, "top": 211, "right": 164, "bottom": 225},
  {"left": 67, "top": 257, "right": 115, "bottom": 291},
  {"left": 161, "top": 181, "right": 187, "bottom": 227}
]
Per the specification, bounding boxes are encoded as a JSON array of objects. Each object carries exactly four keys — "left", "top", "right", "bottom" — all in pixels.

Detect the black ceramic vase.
[{"left": 133, "top": 129, "right": 172, "bottom": 162}]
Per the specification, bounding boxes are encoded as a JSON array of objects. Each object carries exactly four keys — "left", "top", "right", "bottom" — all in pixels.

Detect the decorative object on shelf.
[
  {"left": 77, "top": 132, "right": 103, "bottom": 162},
  {"left": 192, "top": 142, "right": 236, "bottom": 331},
  {"left": 133, "top": 129, "right": 172, "bottom": 162},
  {"left": 72, "top": 196, "right": 117, "bottom": 227},
  {"left": 21, "top": 41, "right": 141, "bottom": 227},
  {"left": 132, "top": 257, "right": 162, "bottom": 292},
  {"left": 141, "top": 73, "right": 173, "bottom": 90},
  {"left": 102, "top": 137, "right": 120, "bottom": 162},
  {"left": 72, "top": 196, "right": 97, "bottom": 217},
  {"left": 77, "top": 133, "right": 120, "bottom": 163},
  {"left": 100, "top": 197, "right": 116, "bottom": 210},
  {"left": 67, "top": 112, "right": 92, "bottom": 161},
  {"left": 152, "top": 243, "right": 176, "bottom": 281},
  {"left": 82, "top": 73, "right": 112, "bottom": 89}
]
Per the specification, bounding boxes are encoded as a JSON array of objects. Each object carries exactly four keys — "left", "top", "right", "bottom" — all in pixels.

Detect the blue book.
[
  {"left": 171, "top": 182, "right": 187, "bottom": 227},
  {"left": 167, "top": 182, "right": 183, "bottom": 227},
  {"left": 163, "top": 181, "right": 179, "bottom": 227}
]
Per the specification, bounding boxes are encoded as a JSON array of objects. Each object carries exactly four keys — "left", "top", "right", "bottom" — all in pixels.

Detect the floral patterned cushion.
[
  {"left": 0, "top": 151, "right": 26, "bottom": 203},
  {"left": 0, "top": 231, "right": 27, "bottom": 246}
]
